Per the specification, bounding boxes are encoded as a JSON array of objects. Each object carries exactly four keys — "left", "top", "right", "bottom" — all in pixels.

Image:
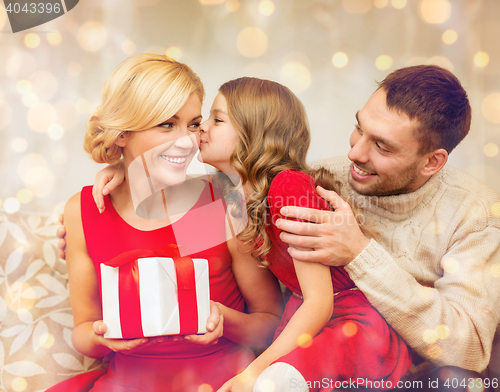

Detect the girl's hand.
[
  {"left": 57, "top": 214, "right": 66, "bottom": 260},
  {"left": 217, "top": 370, "right": 258, "bottom": 392},
  {"left": 59, "top": 161, "right": 125, "bottom": 258},
  {"left": 185, "top": 301, "right": 223, "bottom": 345},
  {"left": 92, "top": 161, "right": 125, "bottom": 213}
]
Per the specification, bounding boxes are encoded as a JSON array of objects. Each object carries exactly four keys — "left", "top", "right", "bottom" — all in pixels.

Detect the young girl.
[
  {"left": 70, "top": 77, "right": 412, "bottom": 392},
  {"left": 49, "top": 56, "right": 282, "bottom": 392},
  {"left": 199, "top": 77, "right": 412, "bottom": 392}
]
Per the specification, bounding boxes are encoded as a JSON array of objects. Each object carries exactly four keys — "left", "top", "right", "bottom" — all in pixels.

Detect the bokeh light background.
[{"left": 0, "top": 0, "right": 499, "bottom": 214}]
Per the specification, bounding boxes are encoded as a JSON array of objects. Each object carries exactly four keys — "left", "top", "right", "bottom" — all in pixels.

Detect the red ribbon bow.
[{"left": 103, "top": 245, "right": 200, "bottom": 338}]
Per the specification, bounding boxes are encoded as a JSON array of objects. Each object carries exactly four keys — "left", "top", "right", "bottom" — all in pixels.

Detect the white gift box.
[{"left": 101, "top": 256, "right": 210, "bottom": 339}]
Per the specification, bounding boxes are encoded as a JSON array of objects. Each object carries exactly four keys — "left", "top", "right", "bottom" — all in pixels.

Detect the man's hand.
[
  {"left": 277, "top": 185, "right": 370, "bottom": 266},
  {"left": 57, "top": 214, "right": 66, "bottom": 260}
]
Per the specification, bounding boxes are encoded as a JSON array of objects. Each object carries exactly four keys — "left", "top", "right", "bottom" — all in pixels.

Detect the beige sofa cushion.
[{"left": 0, "top": 210, "right": 106, "bottom": 392}]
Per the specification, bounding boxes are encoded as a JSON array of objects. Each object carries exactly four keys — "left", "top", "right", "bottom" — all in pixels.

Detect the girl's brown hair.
[{"left": 218, "top": 77, "right": 365, "bottom": 265}]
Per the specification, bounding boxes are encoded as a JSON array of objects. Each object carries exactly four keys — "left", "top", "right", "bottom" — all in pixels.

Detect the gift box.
[{"left": 100, "top": 246, "right": 210, "bottom": 339}]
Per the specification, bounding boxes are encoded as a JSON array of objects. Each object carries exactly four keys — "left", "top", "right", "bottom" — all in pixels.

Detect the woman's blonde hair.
[
  {"left": 84, "top": 53, "right": 204, "bottom": 164},
  {"left": 217, "top": 77, "right": 367, "bottom": 266}
]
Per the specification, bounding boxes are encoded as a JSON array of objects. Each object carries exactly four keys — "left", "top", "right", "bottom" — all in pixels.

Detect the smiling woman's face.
[
  {"left": 198, "top": 93, "right": 239, "bottom": 173},
  {"left": 120, "top": 93, "right": 202, "bottom": 189}
]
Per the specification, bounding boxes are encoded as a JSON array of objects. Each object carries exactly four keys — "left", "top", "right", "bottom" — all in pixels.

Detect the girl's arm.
[
  {"left": 248, "top": 258, "right": 333, "bottom": 375},
  {"left": 57, "top": 164, "right": 124, "bottom": 257},
  {"left": 65, "top": 193, "right": 148, "bottom": 357},
  {"left": 219, "top": 171, "right": 336, "bottom": 391},
  {"left": 218, "top": 257, "right": 334, "bottom": 392},
  {"left": 187, "top": 193, "right": 283, "bottom": 349}
]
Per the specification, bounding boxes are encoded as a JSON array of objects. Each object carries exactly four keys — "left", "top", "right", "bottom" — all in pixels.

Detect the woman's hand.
[
  {"left": 184, "top": 301, "right": 223, "bottom": 345},
  {"left": 92, "top": 321, "right": 180, "bottom": 353},
  {"left": 92, "top": 161, "right": 125, "bottom": 213},
  {"left": 92, "top": 321, "right": 150, "bottom": 354},
  {"left": 217, "top": 369, "right": 258, "bottom": 392}
]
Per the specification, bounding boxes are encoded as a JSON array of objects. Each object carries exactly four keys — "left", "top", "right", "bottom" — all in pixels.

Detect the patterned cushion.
[{"left": 0, "top": 210, "right": 106, "bottom": 392}]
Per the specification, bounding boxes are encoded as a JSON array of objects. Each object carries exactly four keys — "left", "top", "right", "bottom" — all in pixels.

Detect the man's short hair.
[{"left": 378, "top": 65, "right": 471, "bottom": 154}]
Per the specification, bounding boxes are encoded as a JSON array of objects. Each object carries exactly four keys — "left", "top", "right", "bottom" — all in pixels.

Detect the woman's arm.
[
  {"left": 219, "top": 237, "right": 284, "bottom": 350},
  {"left": 65, "top": 193, "right": 147, "bottom": 357}
]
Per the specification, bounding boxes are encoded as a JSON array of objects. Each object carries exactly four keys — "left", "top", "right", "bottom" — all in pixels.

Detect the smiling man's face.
[{"left": 347, "top": 88, "right": 429, "bottom": 197}]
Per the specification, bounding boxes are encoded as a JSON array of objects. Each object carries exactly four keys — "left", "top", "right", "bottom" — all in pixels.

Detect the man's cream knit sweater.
[{"left": 316, "top": 156, "right": 500, "bottom": 372}]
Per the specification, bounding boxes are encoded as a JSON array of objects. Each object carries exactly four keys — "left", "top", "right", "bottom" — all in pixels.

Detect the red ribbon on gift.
[{"left": 103, "top": 245, "right": 200, "bottom": 338}]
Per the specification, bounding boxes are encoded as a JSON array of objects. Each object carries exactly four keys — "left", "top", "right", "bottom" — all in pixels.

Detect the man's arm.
[
  {"left": 278, "top": 187, "right": 500, "bottom": 372},
  {"left": 347, "top": 235, "right": 500, "bottom": 371}
]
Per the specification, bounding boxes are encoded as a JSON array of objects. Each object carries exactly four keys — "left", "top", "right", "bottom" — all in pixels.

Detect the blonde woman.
[
  {"left": 83, "top": 77, "right": 412, "bottom": 392},
  {"left": 49, "top": 56, "right": 282, "bottom": 392}
]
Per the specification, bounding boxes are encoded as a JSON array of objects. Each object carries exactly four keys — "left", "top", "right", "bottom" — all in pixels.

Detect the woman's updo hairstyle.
[{"left": 84, "top": 53, "right": 204, "bottom": 164}]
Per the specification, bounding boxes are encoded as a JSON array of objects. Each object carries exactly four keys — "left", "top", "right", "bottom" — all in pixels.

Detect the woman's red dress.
[{"left": 47, "top": 182, "right": 253, "bottom": 392}]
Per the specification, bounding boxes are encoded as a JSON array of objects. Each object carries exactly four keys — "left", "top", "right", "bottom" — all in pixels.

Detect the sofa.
[{"left": 0, "top": 208, "right": 106, "bottom": 392}]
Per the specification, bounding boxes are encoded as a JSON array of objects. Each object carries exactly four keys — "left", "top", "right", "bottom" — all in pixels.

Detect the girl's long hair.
[{"left": 217, "top": 77, "right": 366, "bottom": 266}]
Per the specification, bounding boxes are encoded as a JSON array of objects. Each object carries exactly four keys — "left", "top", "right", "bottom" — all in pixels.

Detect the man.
[{"left": 264, "top": 64, "right": 500, "bottom": 390}]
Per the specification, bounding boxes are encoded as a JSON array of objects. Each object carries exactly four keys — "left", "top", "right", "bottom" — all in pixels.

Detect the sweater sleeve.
[{"left": 345, "top": 202, "right": 500, "bottom": 372}]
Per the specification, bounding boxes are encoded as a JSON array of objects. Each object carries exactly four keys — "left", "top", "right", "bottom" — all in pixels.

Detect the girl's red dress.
[
  {"left": 47, "top": 182, "right": 254, "bottom": 392},
  {"left": 265, "top": 170, "right": 412, "bottom": 391}
]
